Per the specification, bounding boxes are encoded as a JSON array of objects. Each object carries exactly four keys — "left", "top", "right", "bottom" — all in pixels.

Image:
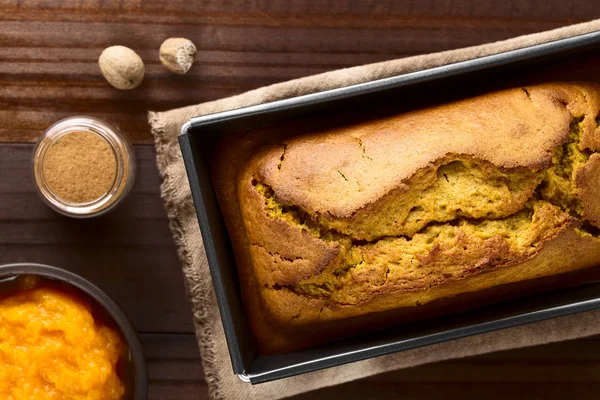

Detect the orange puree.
[{"left": 0, "top": 287, "right": 125, "bottom": 400}]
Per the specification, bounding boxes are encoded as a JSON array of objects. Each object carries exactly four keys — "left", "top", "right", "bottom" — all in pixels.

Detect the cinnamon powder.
[{"left": 43, "top": 131, "right": 117, "bottom": 203}]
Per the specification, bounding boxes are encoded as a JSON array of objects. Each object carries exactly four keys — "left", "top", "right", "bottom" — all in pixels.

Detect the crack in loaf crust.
[{"left": 213, "top": 83, "right": 600, "bottom": 354}]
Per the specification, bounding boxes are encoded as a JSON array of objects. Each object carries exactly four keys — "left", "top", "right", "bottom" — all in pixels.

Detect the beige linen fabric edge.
[{"left": 149, "top": 20, "right": 600, "bottom": 400}]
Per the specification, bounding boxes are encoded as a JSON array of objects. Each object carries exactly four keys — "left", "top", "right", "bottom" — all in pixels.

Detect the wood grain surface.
[
  {"left": 2, "top": 0, "right": 600, "bottom": 144},
  {"left": 2, "top": 1, "right": 600, "bottom": 399}
]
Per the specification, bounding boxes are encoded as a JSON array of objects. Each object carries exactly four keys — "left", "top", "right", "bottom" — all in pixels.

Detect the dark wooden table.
[{"left": 1, "top": 1, "right": 600, "bottom": 399}]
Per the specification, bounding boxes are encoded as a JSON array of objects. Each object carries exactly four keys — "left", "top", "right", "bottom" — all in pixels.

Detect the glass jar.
[{"left": 32, "top": 116, "right": 135, "bottom": 218}]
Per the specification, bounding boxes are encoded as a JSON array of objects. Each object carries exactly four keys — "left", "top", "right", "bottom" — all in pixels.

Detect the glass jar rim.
[{"left": 33, "top": 116, "right": 135, "bottom": 218}]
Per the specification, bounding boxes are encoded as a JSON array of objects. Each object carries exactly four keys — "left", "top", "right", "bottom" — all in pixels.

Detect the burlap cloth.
[{"left": 149, "top": 20, "right": 600, "bottom": 400}]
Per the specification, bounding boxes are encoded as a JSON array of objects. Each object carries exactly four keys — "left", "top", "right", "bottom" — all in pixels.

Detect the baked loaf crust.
[{"left": 212, "top": 83, "right": 600, "bottom": 354}]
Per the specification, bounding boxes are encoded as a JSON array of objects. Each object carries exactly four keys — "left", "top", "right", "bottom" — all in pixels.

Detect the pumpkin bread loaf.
[{"left": 212, "top": 83, "right": 600, "bottom": 354}]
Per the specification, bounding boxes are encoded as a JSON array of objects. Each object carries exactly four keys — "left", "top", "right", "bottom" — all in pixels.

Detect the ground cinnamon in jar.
[
  {"left": 43, "top": 131, "right": 117, "bottom": 203},
  {"left": 33, "top": 116, "right": 135, "bottom": 217}
]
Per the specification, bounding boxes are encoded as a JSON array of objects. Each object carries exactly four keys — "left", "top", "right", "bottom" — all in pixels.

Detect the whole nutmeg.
[
  {"left": 98, "top": 46, "right": 145, "bottom": 90},
  {"left": 159, "top": 38, "right": 197, "bottom": 74}
]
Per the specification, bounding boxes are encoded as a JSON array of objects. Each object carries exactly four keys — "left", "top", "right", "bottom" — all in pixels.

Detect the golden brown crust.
[
  {"left": 257, "top": 84, "right": 574, "bottom": 217},
  {"left": 212, "top": 83, "right": 600, "bottom": 354},
  {"left": 577, "top": 154, "right": 600, "bottom": 226}
]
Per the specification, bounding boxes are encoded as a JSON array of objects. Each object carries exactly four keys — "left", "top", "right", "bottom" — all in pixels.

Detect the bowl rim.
[{"left": 0, "top": 262, "right": 148, "bottom": 399}]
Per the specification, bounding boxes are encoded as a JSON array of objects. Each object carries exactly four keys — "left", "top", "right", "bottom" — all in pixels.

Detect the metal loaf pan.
[{"left": 179, "top": 31, "right": 600, "bottom": 384}]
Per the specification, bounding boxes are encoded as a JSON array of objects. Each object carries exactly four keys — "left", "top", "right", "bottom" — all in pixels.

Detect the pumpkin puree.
[{"left": 0, "top": 287, "right": 125, "bottom": 400}]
